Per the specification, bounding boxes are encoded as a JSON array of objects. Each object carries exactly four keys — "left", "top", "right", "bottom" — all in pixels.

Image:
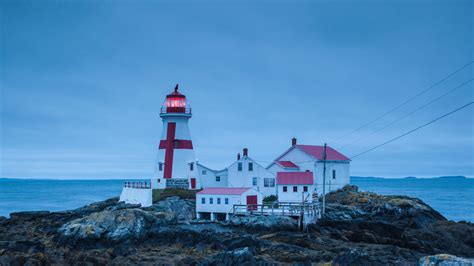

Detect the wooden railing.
[
  {"left": 123, "top": 181, "right": 151, "bottom": 189},
  {"left": 232, "top": 202, "right": 321, "bottom": 218}
]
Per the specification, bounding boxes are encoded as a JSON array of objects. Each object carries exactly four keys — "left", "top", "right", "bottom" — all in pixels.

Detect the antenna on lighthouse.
[{"left": 174, "top": 84, "right": 179, "bottom": 92}]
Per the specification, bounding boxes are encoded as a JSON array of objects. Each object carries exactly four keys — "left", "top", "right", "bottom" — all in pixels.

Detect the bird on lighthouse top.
[{"left": 162, "top": 84, "right": 191, "bottom": 115}]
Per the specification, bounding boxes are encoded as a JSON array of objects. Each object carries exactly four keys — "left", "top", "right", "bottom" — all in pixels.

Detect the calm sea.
[{"left": 0, "top": 178, "right": 473, "bottom": 222}]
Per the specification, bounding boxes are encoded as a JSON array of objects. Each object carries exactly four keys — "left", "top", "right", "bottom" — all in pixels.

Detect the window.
[
  {"left": 293, "top": 186, "right": 298, "bottom": 192},
  {"left": 189, "top": 163, "right": 194, "bottom": 171},
  {"left": 225, "top": 198, "right": 229, "bottom": 204},
  {"left": 264, "top": 178, "right": 275, "bottom": 187},
  {"left": 210, "top": 198, "right": 213, "bottom": 204},
  {"left": 158, "top": 163, "right": 163, "bottom": 171},
  {"left": 248, "top": 162, "right": 253, "bottom": 171},
  {"left": 283, "top": 186, "right": 287, "bottom": 192},
  {"left": 202, "top": 170, "right": 207, "bottom": 175},
  {"left": 238, "top": 162, "right": 242, "bottom": 171},
  {"left": 216, "top": 176, "right": 221, "bottom": 182},
  {"left": 217, "top": 198, "right": 221, "bottom": 204},
  {"left": 252, "top": 177, "right": 257, "bottom": 186},
  {"left": 332, "top": 169, "right": 336, "bottom": 180},
  {"left": 201, "top": 197, "right": 205, "bottom": 204},
  {"left": 303, "top": 186, "right": 308, "bottom": 192}
]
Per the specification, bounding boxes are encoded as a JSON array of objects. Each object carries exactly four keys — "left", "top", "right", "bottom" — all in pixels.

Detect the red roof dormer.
[{"left": 162, "top": 84, "right": 190, "bottom": 114}]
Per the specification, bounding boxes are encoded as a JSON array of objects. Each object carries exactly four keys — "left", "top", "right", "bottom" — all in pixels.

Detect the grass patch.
[{"left": 152, "top": 188, "right": 198, "bottom": 203}]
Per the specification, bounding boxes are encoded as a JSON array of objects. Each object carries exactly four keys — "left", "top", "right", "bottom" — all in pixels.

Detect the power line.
[
  {"left": 350, "top": 101, "right": 474, "bottom": 159},
  {"left": 332, "top": 61, "right": 474, "bottom": 142},
  {"left": 338, "top": 78, "right": 474, "bottom": 150}
]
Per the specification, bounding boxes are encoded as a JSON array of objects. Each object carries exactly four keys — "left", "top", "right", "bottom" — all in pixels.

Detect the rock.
[
  {"left": 357, "top": 197, "right": 369, "bottom": 203},
  {"left": 107, "top": 202, "right": 141, "bottom": 211},
  {"left": 203, "top": 247, "right": 255, "bottom": 265},
  {"left": 72, "top": 197, "right": 119, "bottom": 216},
  {"left": 332, "top": 249, "right": 370, "bottom": 265},
  {"left": 2, "top": 187, "right": 474, "bottom": 265},
  {"left": 147, "top": 196, "right": 195, "bottom": 222},
  {"left": 324, "top": 185, "right": 446, "bottom": 228},
  {"left": 225, "top": 215, "right": 297, "bottom": 231},
  {"left": 419, "top": 254, "right": 474, "bottom": 266},
  {"left": 10, "top": 211, "right": 50, "bottom": 221},
  {"left": 58, "top": 208, "right": 176, "bottom": 243}
]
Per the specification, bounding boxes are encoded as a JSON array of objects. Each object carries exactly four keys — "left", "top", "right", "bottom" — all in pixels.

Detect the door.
[
  {"left": 190, "top": 178, "right": 196, "bottom": 189},
  {"left": 246, "top": 195, "right": 257, "bottom": 211}
]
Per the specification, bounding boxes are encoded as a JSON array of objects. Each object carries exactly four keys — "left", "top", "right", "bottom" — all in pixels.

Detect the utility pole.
[{"left": 322, "top": 143, "right": 327, "bottom": 216}]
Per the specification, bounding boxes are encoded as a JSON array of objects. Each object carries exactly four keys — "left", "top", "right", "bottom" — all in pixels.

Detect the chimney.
[
  {"left": 237, "top": 153, "right": 241, "bottom": 160},
  {"left": 292, "top": 137, "right": 297, "bottom": 146},
  {"left": 243, "top": 148, "right": 248, "bottom": 157}
]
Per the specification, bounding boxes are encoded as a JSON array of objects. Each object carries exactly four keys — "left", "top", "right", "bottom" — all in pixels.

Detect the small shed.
[
  {"left": 196, "top": 187, "right": 262, "bottom": 221},
  {"left": 276, "top": 171, "right": 315, "bottom": 203}
]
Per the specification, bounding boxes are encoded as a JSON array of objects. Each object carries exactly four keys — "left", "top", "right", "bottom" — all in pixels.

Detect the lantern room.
[{"left": 161, "top": 84, "right": 191, "bottom": 114}]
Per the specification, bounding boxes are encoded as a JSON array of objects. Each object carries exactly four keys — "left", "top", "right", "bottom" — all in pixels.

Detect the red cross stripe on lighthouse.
[{"left": 159, "top": 122, "right": 193, "bottom": 178}]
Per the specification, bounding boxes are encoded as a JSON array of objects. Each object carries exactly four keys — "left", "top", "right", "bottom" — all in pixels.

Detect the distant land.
[
  {"left": 351, "top": 176, "right": 469, "bottom": 180},
  {"left": 0, "top": 176, "right": 471, "bottom": 180}
]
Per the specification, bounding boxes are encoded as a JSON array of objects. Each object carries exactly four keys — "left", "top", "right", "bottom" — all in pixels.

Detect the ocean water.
[{"left": 0, "top": 178, "right": 473, "bottom": 222}]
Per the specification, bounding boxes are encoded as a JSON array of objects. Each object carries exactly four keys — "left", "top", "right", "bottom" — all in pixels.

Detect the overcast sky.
[{"left": 1, "top": 0, "right": 473, "bottom": 179}]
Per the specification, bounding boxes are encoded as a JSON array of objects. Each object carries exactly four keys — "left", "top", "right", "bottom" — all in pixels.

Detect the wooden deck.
[{"left": 231, "top": 202, "right": 321, "bottom": 223}]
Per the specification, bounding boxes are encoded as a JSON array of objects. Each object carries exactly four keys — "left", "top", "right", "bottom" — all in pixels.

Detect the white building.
[
  {"left": 276, "top": 171, "right": 315, "bottom": 203},
  {"left": 196, "top": 163, "right": 228, "bottom": 188},
  {"left": 267, "top": 138, "right": 350, "bottom": 195},
  {"left": 196, "top": 188, "right": 262, "bottom": 221},
  {"left": 197, "top": 149, "right": 277, "bottom": 197}
]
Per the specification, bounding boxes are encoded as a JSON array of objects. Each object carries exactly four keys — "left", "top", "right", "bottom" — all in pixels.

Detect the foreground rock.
[
  {"left": 0, "top": 186, "right": 473, "bottom": 265},
  {"left": 58, "top": 208, "right": 176, "bottom": 243},
  {"left": 419, "top": 254, "right": 474, "bottom": 266}
]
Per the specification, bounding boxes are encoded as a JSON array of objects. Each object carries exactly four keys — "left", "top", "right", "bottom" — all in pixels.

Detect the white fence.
[{"left": 232, "top": 202, "right": 321, "bottom": 223}]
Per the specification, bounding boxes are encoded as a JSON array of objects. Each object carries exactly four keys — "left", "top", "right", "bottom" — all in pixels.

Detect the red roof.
[
  {"left": 197, "top": 188, "right": 251, "bottom": 195},
  {"left": 297, "top": 145, "right": 349, "bottom": 161},
  {"left": 276, "top": 172, "right": 314, "bottom": 185},
  {"left": 276, "top": 161, "right": 299, "bottom": 168}
]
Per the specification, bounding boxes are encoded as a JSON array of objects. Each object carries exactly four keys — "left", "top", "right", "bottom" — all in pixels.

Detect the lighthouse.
[{"left": 152, "top": 84, "right": 198, "bottom": 189}]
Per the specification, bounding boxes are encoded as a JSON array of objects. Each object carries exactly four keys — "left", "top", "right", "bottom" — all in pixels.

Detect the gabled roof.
[
  {"left": 197, "top": 187, "right": 251, "bottom": 195},
  {"left": 276, "top": 161, "right": 299, "bottom": 169},
  {"left": 276, "top": 172, "right": 314, "bottom": 185},
  {"left": 296, "top": 145, "right": 350, "bottom": 161}
]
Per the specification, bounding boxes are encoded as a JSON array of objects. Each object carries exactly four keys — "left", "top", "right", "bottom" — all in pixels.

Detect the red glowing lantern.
[{"left": 164, "top": 84, "right": 188, "bottom": 113}]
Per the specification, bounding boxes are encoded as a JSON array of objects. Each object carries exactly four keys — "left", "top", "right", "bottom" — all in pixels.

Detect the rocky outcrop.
[
  {"left": 225, "top": 214, "right": 298, "bottom": 231},
  {"left": 419, "top": 254, "right": 474, "bottom": 266},
  {"left": 317, "top": 185, "right": 474, "bottom": 258},
  {"left": 1, "top": 185, "right": 473, "bottom": 265},
  {"left": 58, "top": 208, "right": 176, "bottom": 243},
  {"left": 146, "top": 196, "right": 195, "bottom": 222},
  {"left": 324, "top": 185, "right": 446, "bottom": 228}
]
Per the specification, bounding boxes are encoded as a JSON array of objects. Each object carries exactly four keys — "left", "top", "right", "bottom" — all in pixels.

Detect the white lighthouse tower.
[{"left": 152, "top": 84, "right": 198, "bottom": 190}]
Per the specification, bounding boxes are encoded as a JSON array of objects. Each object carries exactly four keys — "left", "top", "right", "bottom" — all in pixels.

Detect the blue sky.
[{"left": 1, "top": 0, "right": 473, "bottom": 179}]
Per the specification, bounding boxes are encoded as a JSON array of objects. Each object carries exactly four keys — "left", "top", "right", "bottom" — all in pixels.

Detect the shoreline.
[{"left": 1, "top": 185, "right": 473, "bottom": 264}]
